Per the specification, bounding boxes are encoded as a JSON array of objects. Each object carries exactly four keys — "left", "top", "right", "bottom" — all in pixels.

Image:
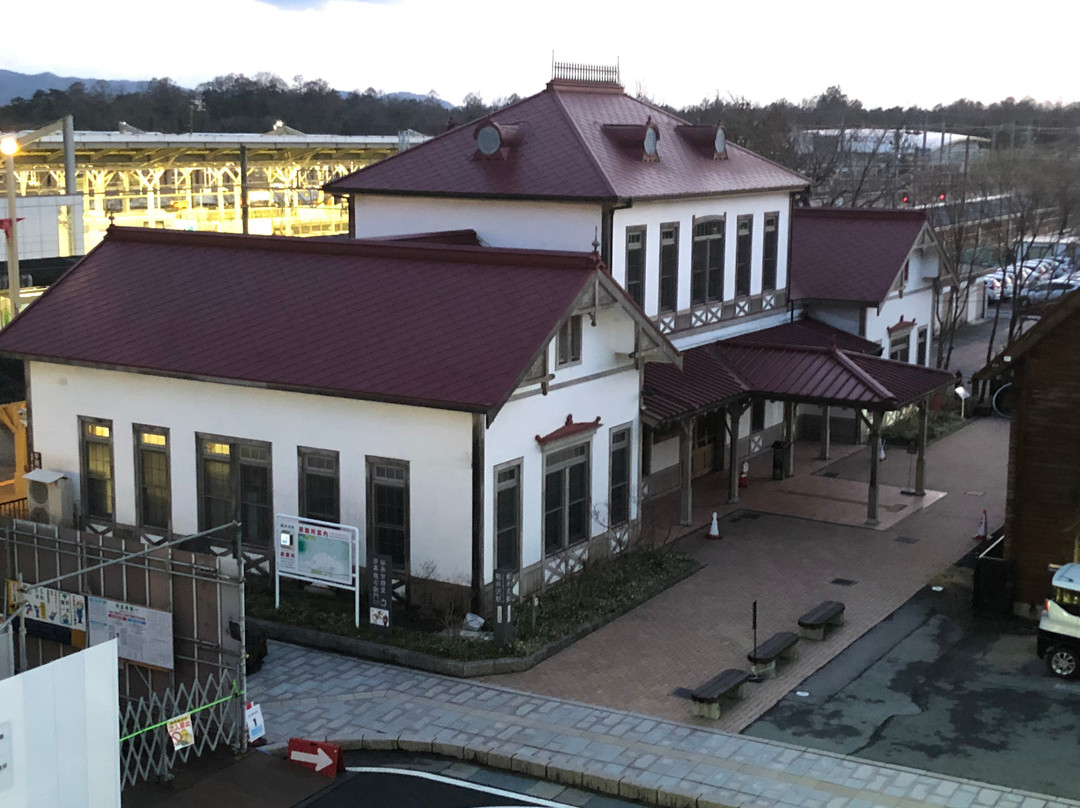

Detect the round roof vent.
[
  {"left": 643, "top": 126, "right": 659, "bottom": 157},
  {"left": 714, "top": 126, "right": 727, "bottom": 155},
  {"left": 476, "top": 124, "right": 502, "bottom": 156}
]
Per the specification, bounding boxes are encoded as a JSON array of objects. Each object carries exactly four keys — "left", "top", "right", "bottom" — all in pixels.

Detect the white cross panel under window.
[
  {"left": 690, "top": 305, "right": 722, "bottom": 328},
  {"left": 658, "top": 314, "right": 676, "bottom": 334},
  {"left": 762, "top": 293, "right": 776, "bottom": 310},
  {"left": 735, "top": 299, "right": 750, "bottom": 316}
]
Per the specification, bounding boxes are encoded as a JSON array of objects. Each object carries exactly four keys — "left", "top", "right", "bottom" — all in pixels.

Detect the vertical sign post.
[
  {"left": 493, "top": 569, "right": 514, "bottom": 646},
  {"left": 368, "top": 554, "right": 392, "bottom": 633}
]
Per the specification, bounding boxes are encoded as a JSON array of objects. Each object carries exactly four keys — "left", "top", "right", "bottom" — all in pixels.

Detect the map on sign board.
[
  {"left": 276, "top": 515, "right": 357, "bottom": 587},
  {"left": 88, "top": 596, "right": 174, "bottom": 670}
]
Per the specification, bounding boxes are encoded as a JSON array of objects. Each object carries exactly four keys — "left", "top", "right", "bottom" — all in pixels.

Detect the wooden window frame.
[
  {"left": 916, "top": 326, "right": 929, "bottom": 366},
  {"left": 543, "top": 441, "right": 591, "bottom": 555},
  {"left": 79, "top": 416, "right": 115, "bottom": 522},
  {"left": 556, "top": 315, "right": 583, "bottom": 367},
  {"left": 658, "top": 223, "right": 679, "bottom": 313},
  {"left": 494, "top": 459, "right": 523, "bottom": 572},
  {"left": 608, "top": 425, "right": 632, "bottom": 528},
  {"left": 298, "top": 446, "right": 340, "bottom": 524},
  {"left": 691, "top": 217, "right": 725, "bottom": 306},
  {"left": 196, "top": 433, "right": 273, "bottom": 546},
  {"left": 367, "top": 456, "right": 410, "bottom": 572},
  {"left": 735, "top": 214, "right": 753, "bottom": 298},
  {"left": 134, "top": 424, "right": 170, "bottom": 533},
  {"left": 625, "top": 226, "right": 646, "bottom": 308},
  {"left": 762, "top": 212, "right": 779, "bottom": 291}
]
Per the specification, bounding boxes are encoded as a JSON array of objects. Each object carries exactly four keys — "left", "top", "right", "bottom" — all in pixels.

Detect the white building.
[{"left": 0, "top": 227, "right": 678, "bottom": 608}]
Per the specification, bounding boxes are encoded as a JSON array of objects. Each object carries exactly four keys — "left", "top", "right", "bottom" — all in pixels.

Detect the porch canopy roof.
[{"left": 643, "top": 321, "right": 954, "bottom": 427}]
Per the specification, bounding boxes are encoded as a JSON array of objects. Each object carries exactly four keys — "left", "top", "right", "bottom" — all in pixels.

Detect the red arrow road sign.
[{"left": 287, "top": 737, "right": 343, "bottom": 778}]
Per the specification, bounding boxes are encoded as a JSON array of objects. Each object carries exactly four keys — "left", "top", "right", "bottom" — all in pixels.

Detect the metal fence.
[{"left": 0, "top": 517, "right": 247, "bottom": 787}]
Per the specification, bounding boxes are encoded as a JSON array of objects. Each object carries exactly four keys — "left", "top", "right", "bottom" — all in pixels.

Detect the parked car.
[
  {"left": 1037, "top": 563, "right": 1080, "bottom": 679},
  {"left": 1015, "top": 278, "right": 1080, "bottom": 307},
  {"left": 980, "top": 271, "right": 1014, "bottom": 303}
]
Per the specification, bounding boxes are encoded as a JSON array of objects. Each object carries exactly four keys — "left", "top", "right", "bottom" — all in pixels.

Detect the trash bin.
[{"left": 771, "top": 440, "right": 787, "bottom": 480}]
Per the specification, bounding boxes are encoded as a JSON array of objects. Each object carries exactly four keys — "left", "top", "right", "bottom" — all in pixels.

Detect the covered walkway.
[{"left": 644, "top": 320, "right": 955, "bottom": 527}]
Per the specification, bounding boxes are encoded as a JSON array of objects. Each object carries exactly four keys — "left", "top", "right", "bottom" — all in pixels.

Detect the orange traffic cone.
[{"left": 973, "top": 509, "right": 988, "bottom": 541}]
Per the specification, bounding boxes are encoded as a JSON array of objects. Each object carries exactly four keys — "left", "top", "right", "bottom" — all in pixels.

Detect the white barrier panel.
[{"left": 0, "top": 639, "right": 120, "bottom": 807}]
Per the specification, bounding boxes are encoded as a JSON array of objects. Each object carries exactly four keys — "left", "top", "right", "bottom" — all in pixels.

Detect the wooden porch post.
[
  {"left": 914, "top": 399, "right": 928, "bottom": 496},
  {"left": 679, "top": 417, "right": 694, "bottom": 526},
  {"left": 783, "top": 401, "right": 796, "bottom": 478},
  {"left": 727, "top": 405, "right": 742, "bottom": 504},
  {"left": 819, "top": 405, "right": 831, "bottom": 461},
  {"left": 867, "top": 410, "right": 883, "bottom": 526}
]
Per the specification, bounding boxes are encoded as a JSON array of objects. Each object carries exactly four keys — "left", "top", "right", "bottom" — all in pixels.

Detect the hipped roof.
[
  {"left": 325, "top": 80, "right": 809, "bottom": 202},
  {"left": 643, "top": 320, "right": 953, "bottom": 425}
]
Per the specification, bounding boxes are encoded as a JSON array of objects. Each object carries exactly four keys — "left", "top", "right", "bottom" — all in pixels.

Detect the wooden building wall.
[{"left": 1005, "top": 310, "right": 1080, "bottom": 610}]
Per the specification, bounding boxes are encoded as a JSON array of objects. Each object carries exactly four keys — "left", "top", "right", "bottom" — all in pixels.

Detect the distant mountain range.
[
  {"left": 0, "top": 69, "right": 149, "bottom": 105},
  {"left": 0, "top": 69, "right": 456, "bottom": 109}
]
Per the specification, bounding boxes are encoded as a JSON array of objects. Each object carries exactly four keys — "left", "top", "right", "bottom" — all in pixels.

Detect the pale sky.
[{"left": 4, "top": 0, "right": 1078, "bottom": 110}]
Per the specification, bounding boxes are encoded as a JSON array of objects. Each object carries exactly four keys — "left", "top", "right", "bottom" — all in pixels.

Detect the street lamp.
[{"left": 1, "top": 135, "right": 18, "bottom": 322}]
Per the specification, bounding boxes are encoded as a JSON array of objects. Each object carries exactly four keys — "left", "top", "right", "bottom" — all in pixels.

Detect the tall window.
[
  {"left": 659, "top": 224, "right": 678, "bottom": 313},
  {"left": 198, "top": 436, "right": 272, "bottom": 545},
  {"left": 80, "top": 418, "right": 114, "bottom": 521},
  {"left": 609, "top": 427, "right": 631, "bottom": 527},
  {"left": 299, "top": 447, "right": 339, "bottom": 524},
  {"left": 495, "top": 463, "right": 521, "bottom": 571},
  {"left": 368, "top": 458, "right": 409, "bottom": 569},
  {"left": 625, "top": 227, "right": 645, "bottom": 308},
  {"left": 889, "top": 333, "right": 911, "bottom": 363},
  {"left": 557, "top": 316, "right": 582, "bottom": 366},
  {"left": 691, "top": 218, "right": 724, "bottom": 305},
  {"left": 762, "top": 212, "right": 779, "bottom": 291},
  {"left": 916, "top": 326, "right": 929, "bottom": 366},
  {"left": 135, "top": 425, "right": 170, "bottom": 531},
  {"left": 736, "top": 215, "right": 753, "bottom": 297},
  {"left": 544, "top": 443, "right": 590, "bottom": 554}
]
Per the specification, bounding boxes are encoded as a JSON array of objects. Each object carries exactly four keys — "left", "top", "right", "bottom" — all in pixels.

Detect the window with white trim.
[
  {"left": 762, "top": 212, "right": 779, "bottom": 291},
  {"left": 368, "top": 458, "right": 409, "bottom": 569},
  {"left": 198, "top": 435, "right": 272, "bottom": 545},
  {"left": 691, "top": 218, "right": 724, "bottom": 305},
  {"left": 80, "top": 417, "right": 114, "bottom": 521},
  {"left": 659, "top": 223, "right": 678, "bottom": 313},
  {"left": 735, "top": 215, "right": 753, "bottom": 297},
  {"left": 625, "top": 227, "right": 645, "bottom": 308},
  {"left": 135, "top": 425, "right": 170, "bottom": 531},
  {"left": 544, "top": 443, "right": 590, "bottom": 553},
  {"left": 299, "top": 447, "right": 339, "bottom": 524},
  {"left": 495, "top": 462, "right": 521, "bottom": 571},
  {"left": 557, "top": 316, "right": 582, "bottom": 367},
  {"left": 609, "top": 427, "right": 631, "bottom": 526}
]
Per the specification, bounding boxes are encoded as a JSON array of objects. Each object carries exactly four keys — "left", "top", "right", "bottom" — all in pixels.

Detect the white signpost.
[{"left": 275, "top": 515, "right": 361, "bottom": 627}]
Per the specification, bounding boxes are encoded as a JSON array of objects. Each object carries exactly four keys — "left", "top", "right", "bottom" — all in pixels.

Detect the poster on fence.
[
  {"left": 166, "top": 713, "right": 194, "bottom": 750},
  {"left": 88, "top": 596, "right": 174, "bottom": 670}
]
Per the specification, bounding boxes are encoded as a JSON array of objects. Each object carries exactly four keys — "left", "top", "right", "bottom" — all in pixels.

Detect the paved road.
[{"left": 745, "top": 559, "right": 1080, "bottom": 800}]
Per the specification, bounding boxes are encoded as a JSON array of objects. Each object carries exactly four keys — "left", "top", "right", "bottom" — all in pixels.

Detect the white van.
[{"left": 1037, "top": 563, "right": 1080, "bottom": 678}]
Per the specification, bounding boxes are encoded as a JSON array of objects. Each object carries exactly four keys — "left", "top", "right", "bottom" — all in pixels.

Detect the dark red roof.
[
  {"left": 0, "top": 227, "right": 605, "bottom": 416},
  {"left": 643, "top": 339, "right": 952, "bottom": 425},
  {"left": 325, "top": 81, "right": 808, "bottom": 202},
  {"left": 790, "top": 208, "right": 930, "bottom": 304},
  {"left": 724, "top": 318, "right": 881, "bottom": 354}
]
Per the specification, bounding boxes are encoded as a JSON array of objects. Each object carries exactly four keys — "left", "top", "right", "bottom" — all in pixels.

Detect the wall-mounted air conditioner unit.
[{"left": 23, "top": 469, "right": 74, "bottom": 528}]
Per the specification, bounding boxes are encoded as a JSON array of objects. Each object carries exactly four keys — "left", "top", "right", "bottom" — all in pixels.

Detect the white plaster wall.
[
  {"left": 27, "top": 363, "right": 476, "bottom": 583},
  {"left": 485, "top": 307, "right": 641, "bottom": 579},
  {"left": 610, "top": 192, "right": 793, "bottom": 318},
  {"left": 350, "top": 194, "right": 601, "bottom": 252},
  {"left": 806, "top": 305, "right": 862, "bottom": 336},
  {"left": 867, "top": 285, "right": 936, "bottom": 363},
  {"left": 0, "top": 194, "right": 83, "bottom": 260}
]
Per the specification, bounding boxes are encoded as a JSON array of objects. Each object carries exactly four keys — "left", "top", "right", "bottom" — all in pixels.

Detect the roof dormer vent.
[
  {"left": 473, "top": 119, "right": 523, "bottom": 159},
  {"left": 643, "top": 118, "right": 660, "bottom": 162},
  {"left": 675, "top": 123, "right": 729, "bottom": 160}
]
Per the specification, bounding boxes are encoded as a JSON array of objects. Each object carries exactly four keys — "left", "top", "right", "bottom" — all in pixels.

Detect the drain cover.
[{"left": 831, "top": 578, "right": 857, "bottom": 586}]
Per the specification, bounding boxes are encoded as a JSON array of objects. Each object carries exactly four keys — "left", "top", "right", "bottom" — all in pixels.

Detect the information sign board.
[
  {"left": 6, "top": 580, "right": 88, "bottom": 649},
  {"left": 275, "top": 514, "right": 361, "bottom": 627},
  {"left": 87, "top": 596, "right": 174, "bottom": 670}
]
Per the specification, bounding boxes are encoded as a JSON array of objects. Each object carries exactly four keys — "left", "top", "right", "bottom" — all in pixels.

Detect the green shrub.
[
  {"left": 247, "top": 547, "right": 700, "bottom": 661},
  {"left": 881, "top": 410, "right": 965, "bottom": 446}
]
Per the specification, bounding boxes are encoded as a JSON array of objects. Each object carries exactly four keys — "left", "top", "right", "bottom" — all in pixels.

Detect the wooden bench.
[
  {"left": 747, "top": 631, "right": 799, "bottom": 678},
  {"left": 797, "top": 600, "right": 846, "bottom": 641},
  {"left": 690, "top": 669, "right": 750, "bottom": 719}
]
